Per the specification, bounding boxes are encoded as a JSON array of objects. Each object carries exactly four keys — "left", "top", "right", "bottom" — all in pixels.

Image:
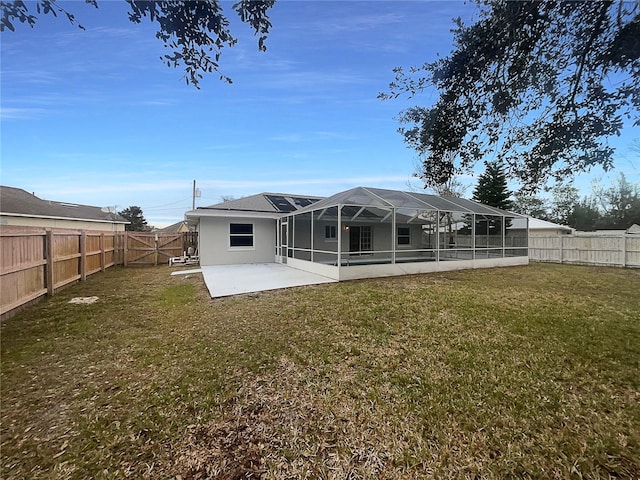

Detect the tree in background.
[
  {"left": 512, "top": 175, "right": 639, "bottom": 230},
  {"left": 382, "top": 1, "right": 639, "bottom": 192},
  {"left": 118, "top": 206, "right": 151, "bottom": 232},
  {"left": 430, "top": 177, "right": 467, "bottom": 198},
  {"left": 471, "top": 161, "right": 512, "bottom": 236},
  {"left": 592, "top": 174, "right": 640, "bottom": 229},
  {"left": 566, "top": 198, "right": 602, "bottom": 231},
  {"left": 511, "top": 193, "right": 549, "bottom": 220},
  {"left": 548, "top": 183, "right": 580, "bottom": 226},
  {"left": 407, "top": 154, "right": 468, "bottom": 198},
  {"left": 429, "top": 175, "right": 467, "bottom": 245},
  {"left": 0, "top": 0, "right": 275, "bottom": 87},
  {"left": 472, "top": 161, "right": 512, "bottom": 211}
]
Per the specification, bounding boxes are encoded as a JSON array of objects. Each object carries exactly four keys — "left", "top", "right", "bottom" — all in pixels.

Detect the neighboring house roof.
[
  {"left": 529, "top": 217, "right": 573, "bottom": 232},
  {"left": 0, "top": 186, "right": 128, "bottom": 225},
  {"left": 508, "top": 216, "right": 572, "bottom": 232},
  {"left": 157, "top": 220, "right": 191, "bottom": 233},
  {"left": 187, "top": 192, "right": 324, "bottom": 219},
  {"left": 628, "top": 224, "right": 640, "bottom": 234}
]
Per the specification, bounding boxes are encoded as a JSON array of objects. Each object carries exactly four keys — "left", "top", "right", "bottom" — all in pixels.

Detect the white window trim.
[
  {"left": 228, "top": 222, "right": 256, "bottom": 251},
  {"left": 324, "top": 224, "right": 337, "bottom": 243}
]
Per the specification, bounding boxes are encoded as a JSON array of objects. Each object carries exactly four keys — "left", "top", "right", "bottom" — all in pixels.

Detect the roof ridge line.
[{"left": 361, "top": 187, "right": 394, "bottom": 207}]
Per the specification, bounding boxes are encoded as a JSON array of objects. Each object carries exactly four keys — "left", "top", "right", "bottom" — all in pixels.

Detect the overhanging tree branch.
[
  {"left": 381, "top": 0, "right": 639, "bottom": 193},
  {"left": 0, "top": 0, "right": 275, "bottom": 88}
]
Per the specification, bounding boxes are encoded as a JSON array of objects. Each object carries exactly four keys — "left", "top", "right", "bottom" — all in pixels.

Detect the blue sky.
[{"left": 2, "top": 1, "right": 638, "bottom": 227}]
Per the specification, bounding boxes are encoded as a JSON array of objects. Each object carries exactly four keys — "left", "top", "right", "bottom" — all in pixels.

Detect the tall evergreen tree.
[
  {"left": 471, "top": 161, "right": 513, "bottom": 236},
  {"left": 118, "top": 206, "right": 150, "bottom": 232},
  {"left": 472, "top": 162, "right": 512, "bottom": 210}
]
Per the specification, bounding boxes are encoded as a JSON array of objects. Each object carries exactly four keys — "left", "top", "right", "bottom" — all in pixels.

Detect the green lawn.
[{"left": 1, "top": 263, "right": 639, "bottom": 479}]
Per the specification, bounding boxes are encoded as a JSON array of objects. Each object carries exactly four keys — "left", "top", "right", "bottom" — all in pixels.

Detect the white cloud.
[
  {"left": 0, "top": 107, "right": 47, "bottom": 120},
  {"left": 271, "top": 133, "right": 305, "bottom": 143}
]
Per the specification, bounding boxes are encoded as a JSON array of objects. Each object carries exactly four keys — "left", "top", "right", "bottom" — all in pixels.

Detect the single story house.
[
  {"left": 510, "top": 216, "right": 574, "bottom": 236},
  {"left": 0, "top": 186, "right": 128, "bottom": 232},
  {"left": 186, "top": 186, "right": 529, "bottom": 281}
]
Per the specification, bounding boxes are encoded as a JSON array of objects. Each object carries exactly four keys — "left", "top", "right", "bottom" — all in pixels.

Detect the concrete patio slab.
[{"left": 200, "top": 263, "right": 337, "bottom": 298}]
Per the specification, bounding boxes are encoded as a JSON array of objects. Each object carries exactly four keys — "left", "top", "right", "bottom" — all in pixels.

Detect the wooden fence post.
[
  {"left": 622, "top": 234, "right": 627, "bottom": 268},
  {"left": 80, "top": 231, "right": 87, "bottom": 281},
  {"left": 46, "top": 230, "right": 54, "bottom": 296},
  {"left": 559, "top": 235, "right": 564, "bottom": 263},
  {"left": 123, "top": 232, "right": 128, "bottom": 267},
  {"left": 100, "top": 233, "right": 106, "bottom": 272}
]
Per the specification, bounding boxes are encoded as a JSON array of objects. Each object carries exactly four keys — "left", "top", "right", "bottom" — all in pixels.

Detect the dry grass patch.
[{"left": 1, "top": 264, "right": 639, "bottom": 479}]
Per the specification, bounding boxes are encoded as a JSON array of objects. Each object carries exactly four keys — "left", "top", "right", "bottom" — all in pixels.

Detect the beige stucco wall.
[
  {"left": 0, "top": 215, "right": 125, "bottom": 232},
  {"left": 198, "top": 216, "right": 276, "bottom": 265}
]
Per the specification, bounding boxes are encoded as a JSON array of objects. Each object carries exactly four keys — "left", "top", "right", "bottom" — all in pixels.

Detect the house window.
[
  {"left": 230, "top": 223, "right": 254, "bottom": 248},
  {"left": 325, "top": 225, "right": 336, "bottom": 240},
  {"left": 397, "top": 226, "right": 411, "bottom": 245}
]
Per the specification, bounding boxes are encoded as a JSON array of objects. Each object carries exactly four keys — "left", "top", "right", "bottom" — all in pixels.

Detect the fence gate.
[{"left": 125, "top": 233, "right": 187, "bottom": 266}]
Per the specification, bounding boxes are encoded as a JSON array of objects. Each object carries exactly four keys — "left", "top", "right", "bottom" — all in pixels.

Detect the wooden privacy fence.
[
  {"left": 124, "top": 232, "right": 185, "bottom": 266},
  {"left": 0, "top": 229, "right": 197, "bottom": 318},
  {"left": 529, "top": 234, "right": 640, "bottom": 268}
]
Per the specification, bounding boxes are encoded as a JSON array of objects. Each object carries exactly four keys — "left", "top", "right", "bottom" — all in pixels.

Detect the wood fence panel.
[
  {"left": 529, "top": 234, "right": 640, "bottom": 267},
  {"left": 52, "top": 232, "right": 81, "bottom": 291},
  {"left": 528, "top": 236, "right": 563, "bottom": 263},
  {"left": 157, "top": 234, "right": 184, "bottom": 264},
  {"left": 625, "top": 236, "right": 640, "bottom": 267},
  {"left": 85, "top": 233, "right": 104, "bottom": 275},
  {"left": 564, "top": 236, "right": 622, "bottom": 266},
  {"left": 0, "top": 233, "right": 47, "bottom": 315},
  {"left": 104, "top": 234, "right": 117, "bottom": 267},
  {"left": 1, "top": 229, "right": 198, "bottom": 317},
  {"left": 125, "top": 233, "right": 157, "bottom": 265},
  {"left": 124, "top": 233, "right": 186, "bottom": 265}
]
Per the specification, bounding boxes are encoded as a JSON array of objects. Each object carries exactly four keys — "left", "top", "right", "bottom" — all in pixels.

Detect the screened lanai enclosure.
[{"left": 276, "top": 187, "right": 528, "bottom": 281}]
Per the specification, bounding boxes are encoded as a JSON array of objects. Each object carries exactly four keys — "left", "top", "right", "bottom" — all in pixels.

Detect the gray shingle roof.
[
  {"left": 157, "top": 220, "right": 190, "bottom": 233},
  {"left": 0, "top": 186, "right": 128, "bottom": 224},
  {"left": 199, "top": 192, "right": 324, "bottom": 214}
]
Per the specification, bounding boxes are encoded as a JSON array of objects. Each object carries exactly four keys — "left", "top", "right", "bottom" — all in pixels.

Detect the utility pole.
[{"left": 192, "top": 180, "right": 201, "bottom": 210}]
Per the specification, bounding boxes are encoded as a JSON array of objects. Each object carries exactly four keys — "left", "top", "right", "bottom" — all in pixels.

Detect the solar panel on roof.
[
  {"left": 265, "top": 195, "right": 297, "bottom": 212},
  {"left": 291, "top": 197, "right": 319, "bottom": 208}
]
